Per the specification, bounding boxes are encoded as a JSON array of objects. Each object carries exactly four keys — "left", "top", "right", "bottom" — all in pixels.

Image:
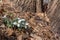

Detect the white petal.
[
  {"left": 17, "top": 24, "right": 20, "bottom": 27},
  {"left": 21, "top": 19, "right": 25, "bottom": 21},
  {"left": 13, "top": 22, "right": 17, "bottom": 25},
  {"left": 18, "top": 20, "right": 21, "bottom": 23}
]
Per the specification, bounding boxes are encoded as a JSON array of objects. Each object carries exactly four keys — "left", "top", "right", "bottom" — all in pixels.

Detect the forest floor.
[{"left": 0, "top": 2, "right": 60, "bottom": 40}]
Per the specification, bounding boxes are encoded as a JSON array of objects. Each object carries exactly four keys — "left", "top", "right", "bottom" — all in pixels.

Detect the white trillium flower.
[
  {"left": 18, "top": 20, "right": 22, "bottom": 23},
  {"left": 13, "top": 22, "right": 17, "bottom": 25},
  {"left": 21, "top": 19, "right": 25, "bottom": 21},
  {"left": 17, "top": 24, "right": 20, "bottom": 27}
]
